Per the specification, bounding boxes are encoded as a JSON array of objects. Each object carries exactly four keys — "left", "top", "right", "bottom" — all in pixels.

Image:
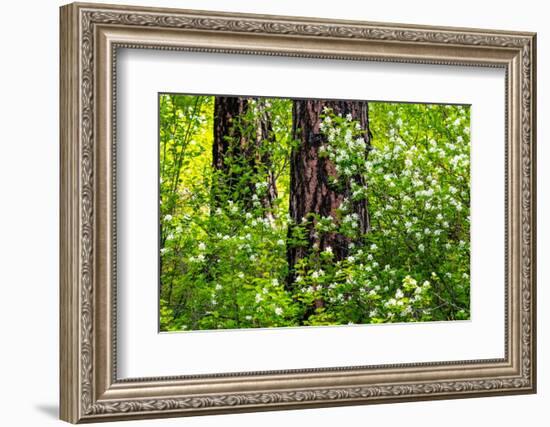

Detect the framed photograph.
[{"left": 60, "top": 2, "right": 537, "bottom": 423}]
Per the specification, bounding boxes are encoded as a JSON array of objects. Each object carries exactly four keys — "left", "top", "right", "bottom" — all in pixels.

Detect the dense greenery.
[{"left": 159, "top": 94, "right": 470, "bottom": 331}]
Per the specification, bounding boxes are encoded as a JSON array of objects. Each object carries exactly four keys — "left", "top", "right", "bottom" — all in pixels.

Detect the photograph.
[{"left": 159, "top": 94, "right": 471, "bottom": 331}]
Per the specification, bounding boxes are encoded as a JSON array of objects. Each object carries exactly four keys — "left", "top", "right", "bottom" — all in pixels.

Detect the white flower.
[
  {"left": 405, "top": 221, "right": 412, "bottom": 229},
  {"left": 274, "top": 307, "right": 283, "bottom": 316},
  {"left": 272, "top": 279, "right": 279, "bottom": 286},
  {"left": 163, "top": 214, "right": 172, "bottom": 222},
  {"left": 198, "top": 242, "right": 206, "bottom": 251},
  {"left": 215, "top": 284, "right": 223, "bottom": 291},
  {"left": 404, "top": 158, "right": 413, "bottom": 167},
  {"left": 255, "top": 181, "right": 268, "bottom": 191},
  {"left": 370, "top": 243, "right": 378, "bottom": 251},
  {"left": 419, "top": 243, "right": 425, "bottom": 252},
  {"left": 238, "top": 272, "right": 245, "bottom": 279},
  {"left": 385, "top": 298, "right": 397, "bottom": 307},
  {"left": 395, "top": 289, "right": 404, "bottom": 299},
  {"left": 196, "top": 254, "right": 205, "bottom": 262},
  {"left": 160, "top": 248, "right": 168, "bottom": 255},
  {"left": 311, "top": 269, "right": 325, "bottom": 280},
  {"left": 245, "top": 212, "right": 253, "bottom": 219},
  {"left": 402, "top": 306, "right": 413, "bottom": 315},
  {"left": 324, "top": 246, "right": 333, "bottom": 254},
  {"left": 277, "top": 239, "right": 285, "bottom": 246},
  {"left": 166, "top": 233, "right": 174, "bottom": 241},
  {"left": 255, "top": 293, "right": 263, "bottom": 303},
  {"left": 245, "top": 315, "right": 252, "bottom": 321}
]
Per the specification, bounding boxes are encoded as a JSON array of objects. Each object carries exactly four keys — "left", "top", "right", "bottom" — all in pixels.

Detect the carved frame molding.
[{"left": 60, "top": 2, "right": 536, "bottom": 423}]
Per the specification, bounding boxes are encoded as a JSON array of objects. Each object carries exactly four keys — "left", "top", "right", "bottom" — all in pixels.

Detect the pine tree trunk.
[
  {"left": 212, "top": 96, "right": 249, "bottom": 198},
  {"left": 287, "top": 99, "right": 371, "bottom": 286},
  {"left": 254, "top": 99, "right": 278, "bottom": 214},
  {"left": 212, "top": 96, "right": 277, "bottom": 211}
]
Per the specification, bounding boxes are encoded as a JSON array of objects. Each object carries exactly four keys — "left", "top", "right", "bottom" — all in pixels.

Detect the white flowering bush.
[
  {"left": 287, "top": 104, "right": 470, "bottom": 324},
  {"left": 159, "top": 95, "right": 470, "bottom": 331}
]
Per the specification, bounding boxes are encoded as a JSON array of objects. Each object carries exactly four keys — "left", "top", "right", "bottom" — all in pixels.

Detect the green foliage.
[{"left": 159, "top": 94, "right": 470, "bottom": 331}]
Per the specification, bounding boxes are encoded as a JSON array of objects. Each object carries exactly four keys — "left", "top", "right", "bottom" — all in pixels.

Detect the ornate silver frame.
[{"left": 60, "top": 2, "right": 537, "bottom": 423}]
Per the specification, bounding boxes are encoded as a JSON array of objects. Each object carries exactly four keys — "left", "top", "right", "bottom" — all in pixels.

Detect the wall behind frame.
[{"left": 0, "top": 0, "right": 545, "bottom": 426}]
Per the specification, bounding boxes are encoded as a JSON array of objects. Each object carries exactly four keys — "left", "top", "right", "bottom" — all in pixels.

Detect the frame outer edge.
[
  {"left": 60, "top": 3, "right": 81, "bottom": 424},
  {"left": 59, "top": 2, "right": 537, "bottom": 422},
  {"left": 529, "top": 33, "right": 537, "bottom": 393}
]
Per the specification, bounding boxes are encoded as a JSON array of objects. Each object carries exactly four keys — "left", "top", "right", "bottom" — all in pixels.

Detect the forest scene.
[{"left": 159, "top": 94, "right": 471, "bottom": 332}]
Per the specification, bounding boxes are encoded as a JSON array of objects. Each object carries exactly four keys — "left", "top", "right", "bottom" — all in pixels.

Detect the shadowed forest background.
[{"left": 159, "top": 94, "right": 471, "bottom": 331}]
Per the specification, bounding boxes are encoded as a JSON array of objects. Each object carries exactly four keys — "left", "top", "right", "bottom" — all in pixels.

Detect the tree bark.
[
  {"left": 212, "top": 96, "right": 249, "bottom": 198},
  {"left": 254, "top": 99, "right": 278, "bottom": 214},
  {"left": 212, "top": 96, "right": 277, "bottom": 211},
  {"left": 287, "top": 99, "right": 371, "bottom": 286}
]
